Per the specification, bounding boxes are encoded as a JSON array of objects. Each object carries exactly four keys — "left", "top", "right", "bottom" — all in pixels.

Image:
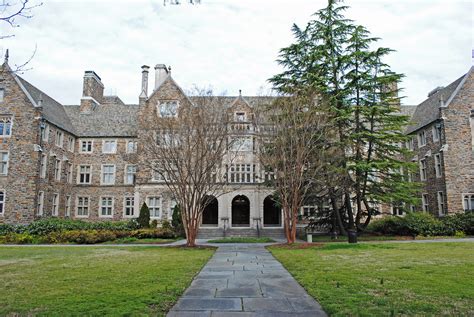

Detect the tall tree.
[
  {"left": 270, "top": 0, "right": 418, "bottom": 242},
  {"left": 259, "top": 91, "right": 330, "bottom": 243}
]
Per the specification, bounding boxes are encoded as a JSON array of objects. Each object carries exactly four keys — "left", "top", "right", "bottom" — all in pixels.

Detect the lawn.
[
  {"left": 0, "top": 246, "right": 214, "bottom": 316},
  {"left": 207, "top": 237, "right": 275, "bottom": 243},
  {"left": 269, "top": 242, "right": 474, "bottom": 316}
]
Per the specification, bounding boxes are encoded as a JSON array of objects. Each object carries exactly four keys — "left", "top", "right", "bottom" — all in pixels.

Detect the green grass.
[
  {"left": 0, "top": 246, "right": 214, "bottom": 316},
  {"left": 102, "top": 237, "right": 180, "bottom": 244},
  {"left": 207, "top": 237, "right": 276, "bottom": 243},
  {"left": 309, "top": 235, "right": 472, "bottom": 243},
  {"left": 269, "top": 242, "right": 474, "bottom": 316}
]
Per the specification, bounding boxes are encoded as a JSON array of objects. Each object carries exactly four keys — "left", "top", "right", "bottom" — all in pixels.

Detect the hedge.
[{"left": 367, "top": 211, "right": 474, "bottom": 236}]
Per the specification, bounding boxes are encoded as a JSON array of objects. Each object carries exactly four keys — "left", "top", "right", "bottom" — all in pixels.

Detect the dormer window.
[
  {"left": 235, "top": 112, "right": 246, "bottom": 122},
  {"left": 158, "top": 101, "right": 178, "bottom": 118}
]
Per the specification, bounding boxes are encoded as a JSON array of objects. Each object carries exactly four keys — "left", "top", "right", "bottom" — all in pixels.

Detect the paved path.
[{"left": 167, "top": 244, "right": 327, "bottom": 317}]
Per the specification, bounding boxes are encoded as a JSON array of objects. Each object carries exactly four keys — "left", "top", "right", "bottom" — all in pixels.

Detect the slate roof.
[
  {"left": 405, "top": 74, "right": 466, "bottom": 134},
  {"left": 63, "top": 97, "right": 139, "bottom": 137},
  {"left": 16, "top": 76, "right": 76, "bottom": 134}
]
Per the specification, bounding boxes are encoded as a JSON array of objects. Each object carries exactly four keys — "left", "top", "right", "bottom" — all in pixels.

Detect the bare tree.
[
  {"left": 143, "top": 88, "right": 240, "bottom": 247},
  {"left": 259, "top": 91, "right": 330, "bottom": 243}
]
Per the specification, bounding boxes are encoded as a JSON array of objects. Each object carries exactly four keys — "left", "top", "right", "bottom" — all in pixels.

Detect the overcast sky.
[{"left": 1, "top": 0, "right": 472, "bottom": 105}]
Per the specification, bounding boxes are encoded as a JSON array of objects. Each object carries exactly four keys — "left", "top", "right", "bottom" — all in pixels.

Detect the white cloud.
[{"left": 1, "top": 0, "right": 472, "bottom": 105}]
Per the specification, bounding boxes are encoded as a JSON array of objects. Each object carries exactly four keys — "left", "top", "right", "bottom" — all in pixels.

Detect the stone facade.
[{"left": 0, "top": 61, "right": 472, "bottom": 228}]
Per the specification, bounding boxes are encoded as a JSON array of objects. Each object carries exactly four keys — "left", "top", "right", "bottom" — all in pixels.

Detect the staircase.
[{"left": 197, "top": 227, "right": 285, "bottom": 239}]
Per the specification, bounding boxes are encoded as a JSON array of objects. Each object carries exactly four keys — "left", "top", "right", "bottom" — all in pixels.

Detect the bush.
[
  {"left": 44, "top": 230, "right": 118, "bottom": 244},
  {"left": 150, "top": 219, "right": 158, "bottom": 228},
  {"left": 161, "top": 220, "right": 172, "bottom": 231},
  {"left": 441, "top": 212, "right": 474, "bottom": 235},
  {"left": 130, "top": 228, "right": 176, "bottom": 239},
  {"left": 367, "top": 216, "right": 409, "bottom": 235},
  {"left": 137, "top": 203, "right": 150, "bottom": 228},
  {"left": 403, "top": 212, "right": 445, "bottom": 236},
  {"left": 171, "top": 204, "right": 185, "bottom": 237},
  {"left": 0, "top": 223, "right": 18, "bottom": 235},
  {"left": 0, "top": 232, "right": 36, "bottom": 244}
]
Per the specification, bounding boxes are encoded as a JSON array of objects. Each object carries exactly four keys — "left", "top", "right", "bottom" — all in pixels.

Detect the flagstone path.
[{"left": 167, "top": 244, "right": 327, "bottom": 317}]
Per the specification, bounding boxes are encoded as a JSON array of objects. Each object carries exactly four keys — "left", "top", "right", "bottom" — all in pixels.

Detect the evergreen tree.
[
  {"left": 270, "top": 0, "right": 419, "bottom": 242},
  {"left": 171, "top": 204, "right": 184, "bottom": 237},
  {"left": 137, "top": 203, "right": 150, "bottom": 229}
]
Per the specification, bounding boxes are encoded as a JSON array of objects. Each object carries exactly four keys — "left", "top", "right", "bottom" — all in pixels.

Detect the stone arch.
[{"left": 231, "top": 195, "right": 250, "bottom": 227}]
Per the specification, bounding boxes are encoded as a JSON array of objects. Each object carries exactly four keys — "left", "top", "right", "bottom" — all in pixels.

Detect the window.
[
  {"left": 0, "top": 88, "right": 4, "bottom": 102},
  {"left": 66, "top": 162, "right": 73, "bottom": 183},
  {"left": 235, "top": 112, "right": 246, "bottom": 122},
  {"left": 52, "top": 194, "right": 59, "bottom": 216},
  {"left": 40, "top": 154, "right": 47, "bottom": 178},
  {"left": 230, "top": 136, "right": 253, "bottom": 152},
  {"left": 76, "top": 196, "right": 89, "bottom": 217},
  {"left": 417, "top": 130, "right": 427, "bottom": 147},
  {"left": 228, "top": 164, "right": 256, "bottom": 183},
  {"left": 65, "top": 195, "right": 71, "bottom": 217},
  {"left": 102, "top": 140, "right": 117, "bottom": 153},
  {"left": 422, "top": 194, "right": 429, "bottom": 212},
  {"left": 127, "top": 140, "right": 137, "bottom": 153},
  {"left": 124, "top": 196, "right": 135, "bottom": 217},
  {"left": 0, "top": 152, "right": 9, "bottom": 176},
  {"left": 158, "top": 100, "right": 178, "bottom": 118},
  {"left": 55, "top": 130, "right": 64, "bottom": 147},
  {"left": 0, "top": 190, "right": 4, "bottom": 215},
  {"left": 125, "top": 165, "right": 136, "bottom": 185},
  {"left": 41, "top": 123, "right": 49, "bottom": 142},
  {"left": 156, "top": 132, "right": 178, "bottom": 148},
  {"left": 101, "top": 165, "right": 115, "bottom": 185},
  {"left": 392, "top": 203, "right": 404, "bottom": 216},
  {"left": 100, "top": 197, "right": 114, "bottom": 217},
  {"left": 147, "top": 197, "right": 162, "bottom": 218},
  {"left": 432, "top": 124, "right": 441, "bottom": 142},
  {"left": 405, "top": 137, "right": 414, "bottom": 150},
  {"left": 54, "top": 159, "right": 62, "bottom": 181},
  {"left": 437, "top": 192, "right": 445, "bottom": 216},
  {"left": 0, "top": 116, "right": 12, "bottom": 137},
  {"left": 37, "top": 191, "right": 44, "bottom": 216},
  {"left": 78, "top": 165, "right": 92, "bottom": 184},
  {"left": 419, "top": 159, "right": 427, "bottom": 181},
  {"left": 463, "top": 194, "right": 474, "bottom": 211},
  {"left": 301, "top": 206, "right": 316, "bottom": 217},
  {"left": 80, "top": 140, "right": 93, "bottom": 153},
  {"left": 67, "top": 136, "right": 75, "bottom": 152},
  {"left": 434, "top": 153, "right": 442, "bottom": 178}
]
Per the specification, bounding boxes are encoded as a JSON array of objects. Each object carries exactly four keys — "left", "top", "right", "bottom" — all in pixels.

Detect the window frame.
[
  {"left": 77, "top": 165, "right": 92, "bottom": 185},
  {"left": 147, "top": 196, "right": 162, "bottom": 219},
  {"left": 432, "top": 125, "right": 441, "bottom": 142},
  {"left": 437, "top": 191, "right": 445, "bottom": 216},
  {"left": 76, "top": 196, "right": 90, "bottom": 218},
  {"left": 463, "top": 193, "right": 474, "bottom": 212},
  {"left": 65, "top": 195, "right": 71, "bottom": 217},
  {"left": 417, "top": 130, "right": 427, "bottom": 147},
  {"left": 422, "top": 193, "right": 429, "bottom": 212},
  {"left": 54, "top": 158, "right": 62, "bottom": 181},
  {"left": 66, "top": 162, "right": 73, "bottom": 184},
  {"left": 55, "top": 130, "right": 64, "bottom": 148},
  {"left": 419, "top": 159, "right": 427, "bottom": 181},
  {"left": 101, "top": 164, "right": 116, "bottom": 185},
  {"left": 37, "top": 191, "right": 44, "bottom": 216},
  {"left": 99, "top": 196, "right": 114, "bottom": 218},
  {"left": 52, "top": 193, "right": 59, "bottom": 216},
  {"left": 434, "top": 153, "right": 442, "bottom": 178},
  {"left": 126, "top": 140, "right": 137, "bottom": 154},
  {"left": 41, "top": 123, "right": 50, "bottom": 142},
  {"left": 0, "top": 116, "right": 13, "bottom": 138},
  {"left": 102, "top": 139, "right": 117, "bottom": 154},
  {"left": 157, "top": 100, "right": 179, "bottom": 118},
  {"left": 123, "top": 196, "right": 135, "bottom": 218},
  {"left": 40, "top": 153, "right": 47, "bottom": 178},
  {"left": 124, "top": 164, "right": 136, "bottom": 185},
  {"left": 67, "top": 136, "right": 75, "bottom": 152},
  {"left": 79, "top": 140, "right": 94, "bottom": 153},
  {"left": 0, "top": 190, "right": 5, "bottom": 215},
  {"left": 0, "top": 151, "right": 9, "bottom": 176}
]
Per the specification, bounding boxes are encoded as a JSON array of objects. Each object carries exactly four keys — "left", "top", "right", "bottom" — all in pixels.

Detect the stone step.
[{"left": 197, "top": 227, "right": 285, "bottom": 239}]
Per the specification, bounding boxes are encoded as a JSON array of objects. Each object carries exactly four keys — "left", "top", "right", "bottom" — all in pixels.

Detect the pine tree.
[
  {"left": 270, "top": 0, "right": 419, "bottom": 242},
  {"left": 137, "top": 203, "right": 150, "bottom": 229}
]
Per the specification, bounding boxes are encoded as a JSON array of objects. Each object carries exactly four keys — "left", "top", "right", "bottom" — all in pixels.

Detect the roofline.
[{"left": 443, "top": 66, "right": 473, "bottom": 108}]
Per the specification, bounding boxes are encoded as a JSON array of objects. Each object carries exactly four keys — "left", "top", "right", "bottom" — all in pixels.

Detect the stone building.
[
  {"left": 0, "top": 59, "right": 472, "bottom": 235},
  {"left": 405, "top": 66, "right": 474, "bottom": 216}
]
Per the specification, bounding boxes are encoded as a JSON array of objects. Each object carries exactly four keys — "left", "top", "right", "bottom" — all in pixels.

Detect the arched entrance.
[
  {"left": 263, "top": 195, "right": 281, "bottom": 227},
  {"left": 202, "top": 196, "right": 218, "bottom": 226},
  {"left": 231, "top": 195, "right": 250, "bottom": 227}
]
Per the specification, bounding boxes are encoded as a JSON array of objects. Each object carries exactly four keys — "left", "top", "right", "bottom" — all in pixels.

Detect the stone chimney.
[
  {"left": 154, "top": 64, "right": 169, "bottom": 90},
  {"left": 139, "top": 65, "right": 150, "bottom": 99},
  {"left": 80, "top": 71, "right": 104, "bottom": 113}
]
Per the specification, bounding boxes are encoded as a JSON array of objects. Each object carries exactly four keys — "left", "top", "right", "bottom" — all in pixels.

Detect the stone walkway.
[{"left": 167, "top": 244, "right": 327, "bottom": 317}]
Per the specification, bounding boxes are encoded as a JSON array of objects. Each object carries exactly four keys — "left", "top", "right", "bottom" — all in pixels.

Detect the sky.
[{"left": 1, "top": 0, "right": 472, "bottom": 105}]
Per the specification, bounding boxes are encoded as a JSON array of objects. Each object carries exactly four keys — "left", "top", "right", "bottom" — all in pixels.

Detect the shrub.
[
  {"left": 403, "top": 212, "right": 445, "bottom": 236},
  {"left": 441, "top": 212, "right": 474, "bottom": 235},
  {"left": 137, "top": 203, "right": 150, "bottom": 228},
  {"left": 0, "top": 232, "right": 36, "bottom": 244},
  {"left": 171, "top": 204, "right": 185, "bottom": 237},
  {"left": 0, "top": 223, "right": 17, "bottom": 235},
  {"left": 161, "top": 220, "right": 172, "bottom": 231},
  {"left": 150, "top": 219, "right": 158, "bottom": 228},
  {"left": 130, "top": 228, "right": 175, "bottom": 239},
  {"left": 45, "top": 230, "right": 118, "bottom": 244},
  {"left": 367, "top": 216, "right": 408, "bottom": 235}
]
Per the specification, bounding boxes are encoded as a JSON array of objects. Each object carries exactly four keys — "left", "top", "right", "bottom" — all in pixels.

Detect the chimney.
[
  {"left": 154, "top": 64, "right": 169, "bottom": 90},
  {"left": 140, "top": 65, "right": 150, "bottom": 98},
  {"left": 80, "top": 71, "right": 104, "bottom": 113}
]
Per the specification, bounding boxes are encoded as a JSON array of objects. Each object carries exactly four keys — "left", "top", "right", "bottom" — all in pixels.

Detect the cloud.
[{"left": 1, "top": 0, "right": 472, "bottom": 106}]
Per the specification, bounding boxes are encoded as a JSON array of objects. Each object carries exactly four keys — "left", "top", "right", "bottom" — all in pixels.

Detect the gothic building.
[{"left": 0, "top": 60, "right": 472, "bottom": 235}]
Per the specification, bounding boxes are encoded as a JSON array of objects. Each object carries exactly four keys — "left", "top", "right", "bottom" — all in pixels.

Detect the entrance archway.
[
  {"left": 263, "top": 195, "right": 281, "bottom": 227},
  {"left": 231, "top": 195, "right": 250, "bottom": 227},
  {"left": 202, "top": 196, "right": 218, "bottom": 226}
]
